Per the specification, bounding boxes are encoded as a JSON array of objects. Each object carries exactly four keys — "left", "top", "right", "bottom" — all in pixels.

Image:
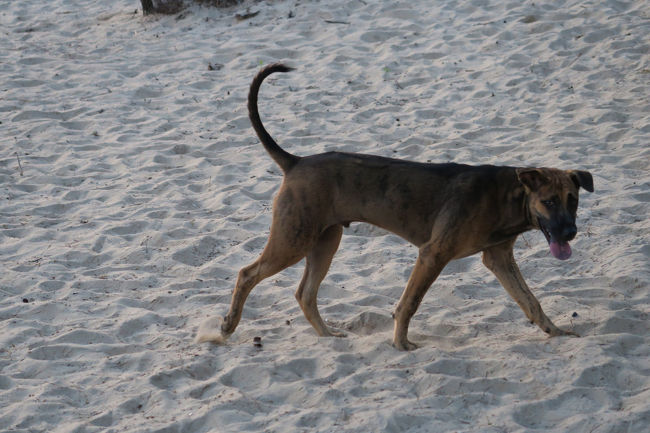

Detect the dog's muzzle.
[{"left": 538, "top": 218, "right": 576, "bottom": 260}]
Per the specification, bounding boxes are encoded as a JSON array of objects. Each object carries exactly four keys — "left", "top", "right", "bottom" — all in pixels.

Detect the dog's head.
[{"left": 516, "top": 168, "right": 594, "bottom": 260}]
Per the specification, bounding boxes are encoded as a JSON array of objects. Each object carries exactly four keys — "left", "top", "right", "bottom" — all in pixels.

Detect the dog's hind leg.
[
  {"left": 295, "top": 224, "right": 345, "bottom": 337},
  {"left": 482, "top": 239, "right": 579, "bottom": 337},
  {"left": 197, "top": 218, "right": 314, "bottom": 344}
]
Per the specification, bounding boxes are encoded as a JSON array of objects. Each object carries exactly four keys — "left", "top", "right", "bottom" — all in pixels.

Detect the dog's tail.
[{"left": 248, "top": 63, "right": 299, "bottom": 172}]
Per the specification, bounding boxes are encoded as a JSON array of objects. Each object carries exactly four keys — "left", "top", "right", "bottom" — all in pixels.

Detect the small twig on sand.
[
  {"left": 15, "top": 152, "right": 24, "bottom": 176},
  {"left": 235, "top": 10, "right": 259, "bottom": 21},
  {"left": 324, "top": 19, "right": 350, "bottom": 25}
]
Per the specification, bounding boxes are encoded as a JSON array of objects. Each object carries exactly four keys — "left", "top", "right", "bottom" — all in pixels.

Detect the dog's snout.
[{"left": 561, "top": 225, "right": 577, "bottom": 241}]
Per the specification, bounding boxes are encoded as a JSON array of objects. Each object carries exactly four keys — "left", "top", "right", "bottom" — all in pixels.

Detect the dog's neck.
[
  {"left": 510, "top": 176, "right": 536, "bottom": 234},
  {"left": 487, "top": 172, "right": 535, "bottom": 245},
  {"left": 522, "top": 191, "right": 534, "bottom": 229}
]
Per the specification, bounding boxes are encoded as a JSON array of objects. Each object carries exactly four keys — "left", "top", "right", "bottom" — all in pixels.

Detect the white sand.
[{"left": 1, "top": 0, "right": 648, "bottom": 431}]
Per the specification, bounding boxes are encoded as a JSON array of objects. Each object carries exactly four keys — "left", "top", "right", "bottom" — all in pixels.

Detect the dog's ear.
[
  {"left": 569, "top": 170, "right": 594, "bottom": 192},
  {"left": 516, "top": 168, "right": 549, "bottom": 192}
]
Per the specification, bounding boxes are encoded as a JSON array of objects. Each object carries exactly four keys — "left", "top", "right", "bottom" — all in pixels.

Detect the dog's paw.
[
  {"left": 195, "top": 317, "right": 231, "bottom": 344},
  {"left": 326, "top": 328, "right": 347, "bottom": 338},
  {"left": 392, "top": 339, "right": 419, "bottom": 351},
  {"left": 547, "top": 327, "right": 580, "bottom": 338}
]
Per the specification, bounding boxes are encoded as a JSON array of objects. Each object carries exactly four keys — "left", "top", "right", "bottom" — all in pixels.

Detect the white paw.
[{"left": 195, "top": 317, "right": 230, "bottom": 344}]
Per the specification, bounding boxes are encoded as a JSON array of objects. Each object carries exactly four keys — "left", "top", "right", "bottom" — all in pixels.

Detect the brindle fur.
[{"left": 197, "top": 64, "right": 594, "bottom": 350}]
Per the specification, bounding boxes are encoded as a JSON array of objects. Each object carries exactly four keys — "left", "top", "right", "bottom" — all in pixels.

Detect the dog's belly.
[{"left": 332, "top": 193, "right": 436, "bottom": 247}]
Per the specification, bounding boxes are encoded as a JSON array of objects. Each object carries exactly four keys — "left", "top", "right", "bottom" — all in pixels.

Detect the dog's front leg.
[
  {"left": 393, "top": 245, "right": 448, "bottom": 350},
  {"left": 482, "top": 240, "right": 579, "bottom": 337}
]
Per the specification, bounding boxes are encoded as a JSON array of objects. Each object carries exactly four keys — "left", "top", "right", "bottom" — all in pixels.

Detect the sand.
[{"left": 1, "top": 0, "right": 648, "bottom": 432}]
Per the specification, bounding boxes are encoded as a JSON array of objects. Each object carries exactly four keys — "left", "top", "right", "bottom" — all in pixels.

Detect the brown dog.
[{"left": 196, "top": 64, "right": 594, "bottom": 350}]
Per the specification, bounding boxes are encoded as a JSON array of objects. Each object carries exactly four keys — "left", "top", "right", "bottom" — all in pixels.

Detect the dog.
[{"left": 196, "top": 64, "right": 594, "bottom": 350}]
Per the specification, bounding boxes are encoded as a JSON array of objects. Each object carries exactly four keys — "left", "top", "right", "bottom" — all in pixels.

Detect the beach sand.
[{"left": 1, "top": 0, "right": 648, "bottom": 431}]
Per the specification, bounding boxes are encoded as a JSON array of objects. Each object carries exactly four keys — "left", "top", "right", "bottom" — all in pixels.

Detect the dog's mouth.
[{"left": 538, "top": 218, "right": 572, "bottom": 260}]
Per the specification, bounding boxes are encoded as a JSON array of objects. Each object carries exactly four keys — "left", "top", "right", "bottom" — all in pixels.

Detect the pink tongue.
[{"left": 550, "top": 240, "right": 572, "bottom": 260}]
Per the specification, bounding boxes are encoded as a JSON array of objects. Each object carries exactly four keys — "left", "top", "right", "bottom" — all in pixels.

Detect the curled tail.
[{"left": 248, "top": 63, "right": 299, "bottom": 172}]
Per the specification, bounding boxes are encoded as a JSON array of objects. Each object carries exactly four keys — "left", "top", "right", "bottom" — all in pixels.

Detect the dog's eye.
[{"left": 542, "top": 199, "right": 555, "bottom": 208}]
